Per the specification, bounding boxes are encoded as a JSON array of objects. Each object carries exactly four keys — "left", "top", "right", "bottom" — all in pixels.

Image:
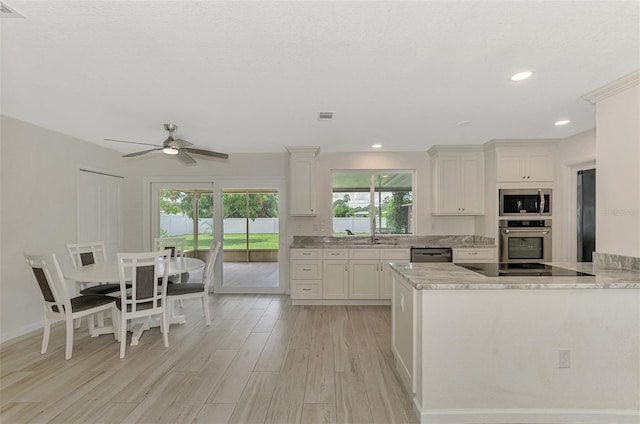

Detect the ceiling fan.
[{"left": 105, "top": 124, "right": 229, "bottom": 164}]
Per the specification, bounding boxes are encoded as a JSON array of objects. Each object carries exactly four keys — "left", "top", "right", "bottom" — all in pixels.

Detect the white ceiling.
[{"left": 2, "top": 1, "right": 639, "bottom": 156}]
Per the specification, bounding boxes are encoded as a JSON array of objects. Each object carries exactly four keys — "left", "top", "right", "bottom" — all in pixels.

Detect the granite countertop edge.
[
  {"left": 389, "top": 262, "right": 640, "bottom": 290},
  {"left": 290, "top": 243, "right": 496, "bottom": 249}
]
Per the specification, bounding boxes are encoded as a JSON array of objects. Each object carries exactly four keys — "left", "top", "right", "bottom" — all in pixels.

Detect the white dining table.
[{"left": 64, "top": 257, "right": 205, "bottom": 345}]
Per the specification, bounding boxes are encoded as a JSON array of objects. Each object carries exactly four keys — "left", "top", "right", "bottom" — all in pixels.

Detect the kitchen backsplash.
[
  {"left": 291, "top": 234, "right": 495, "bottom": 248},
  {"left": 593, "top": 252, "right": 640, "bottom": 271}
]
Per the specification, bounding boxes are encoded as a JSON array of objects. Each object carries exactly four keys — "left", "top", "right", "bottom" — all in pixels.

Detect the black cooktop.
[{"left": 456, "top": 262, "right": 594, "bottom": 277}]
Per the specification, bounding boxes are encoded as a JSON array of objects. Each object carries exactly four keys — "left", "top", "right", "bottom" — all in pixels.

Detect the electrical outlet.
[{"left": 558, "top": 349, "right": 570, "bottom": 368}]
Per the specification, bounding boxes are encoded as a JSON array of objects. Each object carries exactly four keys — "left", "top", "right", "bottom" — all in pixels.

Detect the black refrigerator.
[{"left": 577, "top": 169, "right": 596, "bottom": 262}]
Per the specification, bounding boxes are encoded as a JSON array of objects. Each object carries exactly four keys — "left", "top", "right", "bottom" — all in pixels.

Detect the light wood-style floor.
[
  {"left": 0, "top": 294, "right": 417, "bottom": 424},
  {"left": 222, "top": 263, "right": 279, "bottom": 288}
]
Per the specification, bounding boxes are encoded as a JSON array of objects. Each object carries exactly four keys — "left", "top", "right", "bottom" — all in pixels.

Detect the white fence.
[
  {"left": 160, "top": 215, "right": 279, "bottom": 236},
  {"left": 161, "top": 214, "right": 388, "bottom": 236}
]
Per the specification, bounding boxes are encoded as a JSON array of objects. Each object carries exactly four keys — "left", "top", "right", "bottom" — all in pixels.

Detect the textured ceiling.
[{"left": 2, "top": 1, "right": 639, "bottom": 155}]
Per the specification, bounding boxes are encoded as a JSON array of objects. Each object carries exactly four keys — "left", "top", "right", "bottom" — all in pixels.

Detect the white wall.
[
  {"left": 595, "top": 85, "right": 640, "bottom": 257},
  {"left": 289, "top": 151, "right": 476, "bottom": 237},
  {"left": 0, "top": 116, "right": 131, "bottom": 342},
  {"left": 557, "top": 130, "right": 596, "bottom": 261},
  {"left": 416, "top": 288, "right": 640, "bottom": 422}
]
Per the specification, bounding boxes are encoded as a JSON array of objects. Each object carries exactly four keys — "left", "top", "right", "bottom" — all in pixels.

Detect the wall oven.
[
  {"left": 499, "top": 220, "right": 552, "bottom": 263},
  {"left": 499, "top": 188, "right": 551, "bottom": 216}
]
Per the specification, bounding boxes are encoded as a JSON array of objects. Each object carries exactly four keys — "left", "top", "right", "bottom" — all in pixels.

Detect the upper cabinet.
[
  {"left": 428, "top": 146, "right": 484, "bottom": 215},
  {"left": 487, "top": 141, "right": 559, "bottom": 183},
  {"left": 287, "top": 146, "right": 320, "bottom": 216}
]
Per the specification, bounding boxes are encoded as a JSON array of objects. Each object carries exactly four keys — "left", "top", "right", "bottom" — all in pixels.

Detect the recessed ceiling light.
[
  {"left": 510, "top": 71, "right": 533, "bottom": 81},
  {"left": 554, "top": 119, "right": 571, "bottom": 126},
  {"left": 372, "top": 144, "right": 382, "bottom": 149},
  {"left": 457, "top": 120, "right": 471, "bottom": 126}
]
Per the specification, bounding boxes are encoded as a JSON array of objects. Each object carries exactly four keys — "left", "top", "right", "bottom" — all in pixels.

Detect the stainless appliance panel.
[
  {"left": 499, "top": 220, "right": 552, "bottom": 263},
  {"left": 499, "top": 188, "right": 552, "bottom": 216},
  {"left": 411, "top": 248, "right": 453, "bottom": 263}
]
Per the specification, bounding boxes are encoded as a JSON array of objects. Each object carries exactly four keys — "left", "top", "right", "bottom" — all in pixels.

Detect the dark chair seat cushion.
[
  {"left": 80, "top": 283, "right": 127, "bottom": 295},
  {"left": 115, "top": 297, "right": 162, "bottom": 312},
  {"left": 167, "top": 283, "right": 205, "bottom": 296},
  {"left": 53, "top": 294, "right": 116, "bottom": 313}
]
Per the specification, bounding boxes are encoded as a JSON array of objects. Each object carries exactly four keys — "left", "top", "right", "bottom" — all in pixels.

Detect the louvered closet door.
[{"left": 78, "top": 170, "right": 124, "bottom": 260}]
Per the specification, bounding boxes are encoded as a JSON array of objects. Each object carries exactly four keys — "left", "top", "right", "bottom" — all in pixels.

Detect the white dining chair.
[
  {"left": 66, "top": 241, "right": 122, "bottom": 295},
  {"left": 154, "top": 237, "right": 189, "bottom": 284},
  {"left": 115, "top": 250, "right": 171, "bottom": 358},
  {"left": 24, "top": 253, "right": 118, "bottom": 360},
  {"left": 167, "top": 241, "right": 220, "bottom": 326}
]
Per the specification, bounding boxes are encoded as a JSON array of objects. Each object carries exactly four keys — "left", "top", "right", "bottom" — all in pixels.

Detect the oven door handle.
[
  {"left": 502, "top": 228, "right": 551, "bottom": 234},
  {"left": 538, "top": 188, "right": 545, "bottom": 215}
]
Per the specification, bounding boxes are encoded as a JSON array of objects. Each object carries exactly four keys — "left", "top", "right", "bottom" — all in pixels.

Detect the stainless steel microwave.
[{"left": 499, "top": 188, "right": 551, "bottom": 216}]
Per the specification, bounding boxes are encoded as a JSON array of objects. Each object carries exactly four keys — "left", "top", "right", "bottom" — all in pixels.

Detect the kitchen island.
[{"left": 389, "top": 262, "right": 640, "bottom": 424}]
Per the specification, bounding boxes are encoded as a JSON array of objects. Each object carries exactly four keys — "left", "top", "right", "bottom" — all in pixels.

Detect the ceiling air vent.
[
  {"left": 0, "top": 2, "right": 25, "bottom": 18},
  {"left": 318, "top": 111, "right": 335, "bottom": 121}
]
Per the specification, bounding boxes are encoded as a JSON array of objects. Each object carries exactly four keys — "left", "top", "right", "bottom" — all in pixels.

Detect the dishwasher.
[{"left": 410, "top": 248, "right": 453, "bottom": 263}]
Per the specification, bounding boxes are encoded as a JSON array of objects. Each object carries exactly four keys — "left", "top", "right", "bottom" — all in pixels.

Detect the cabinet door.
[
  {"left": 323, "top": 260, "right": 349, "bottom": 299},
  {"left": 460, "top": 157, "right": 483, "bottom": 214},
  {"left": 349, "top": 260, "right": 380, "bottom": 299},
  {"left": 526, "top": 153, "right": 554, "bottom": 181},
  {"left": 497, "top": 153, "right": 525, "bottom": 181},
  {"left": 290, "top": 157, "right": 317, "bottom": 216},
  {"left": 438, "top": 157, "right": 460, "bottom": 214},
  {"left": 392, "top": 272, "right": 416, "bottom": 394}
]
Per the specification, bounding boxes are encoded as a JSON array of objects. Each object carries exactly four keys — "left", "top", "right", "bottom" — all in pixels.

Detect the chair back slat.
[
  {"left": 79, "top": 252, "right": 95, "bottom": 266},
  {"left": 154, "top": 238, "right": 186, "bottom": 258},
  {"left": 24, "top": 253, "right": 71, "bottom": 315},
  {"left": 66, "top": 241, "right": 107, "bottom": 269},
  {"left": 118, "top": 250, "right": 170, "bottom": 314},
  {"left": 203, "top": 241, "right": 221, "bottom": 290},
  {"left": 32, "top": 267, "right": 56, "bottom": 302}
]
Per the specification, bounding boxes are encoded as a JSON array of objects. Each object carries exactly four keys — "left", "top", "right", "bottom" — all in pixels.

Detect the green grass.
[{"left": 170, "top": 233, "right": 279, "bottom": 250}]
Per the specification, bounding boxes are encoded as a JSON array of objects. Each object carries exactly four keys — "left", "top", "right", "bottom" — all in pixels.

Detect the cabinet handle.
[
  {"left": 302, "top": 288, "right": 311, "bottom": 291},
  {"left": 470, "top": 252, "right": 478, "bottom": 255},
  {"left": 302, "top": 268, "right": 312, "bottom": 271},
  {"left": 376, "top": 264, "right": 379, "bottom": 271},
  {"left": 330, "top": 253, "right": 340, "bottom": 256},
  {"left": 345, "top": 264, "right": 348, "bottom": 271},
  {"left": 302, "top": 253, "right": 312, "bottom": 256},
  {"left": 527, "top": 176, "right": 531, "bottom": 179}
]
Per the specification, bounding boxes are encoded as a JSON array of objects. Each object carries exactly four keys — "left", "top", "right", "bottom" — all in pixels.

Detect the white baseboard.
[
  {"left": 0, "top": 320, "right": 43, "bottom": 345},
  {"left": 416, "top": 407, "right": 640, "bottom": 424},
  {"left": 291, "top": 299, "right": 391, "bottom": 306}
]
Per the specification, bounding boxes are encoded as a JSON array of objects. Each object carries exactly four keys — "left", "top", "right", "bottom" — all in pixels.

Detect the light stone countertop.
[
  {"left": 389, "top": 262, "right": 640, "bottom": 290},
  {"left": 290, "top": 235, "right": 496, "bottom": 249}
]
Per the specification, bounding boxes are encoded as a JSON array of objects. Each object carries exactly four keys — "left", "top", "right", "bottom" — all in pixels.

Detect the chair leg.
[
  {"left": 202, "top": 295, "right": 211, "bottom": 326},
  {"left": 65, "top": 318, "right": 74, "bottom": 360},
  {"left": 119, "top": 315, "right": 127, "bottom": 359},
  {"left": 112, "top": 307, "right": 119, "bottom": 341},
  {"left": 41, "top": 317, "right": 51, "bottom": 354},
  {"left": 162, "top": 311, "right": 169, "bottom": 348},
  {"left": 74, "top": 317, "right": 82, "bottom": 329}
]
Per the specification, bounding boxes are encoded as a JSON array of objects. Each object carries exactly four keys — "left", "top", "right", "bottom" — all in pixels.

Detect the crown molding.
[
  {"left": 285, "top": 146, "right": 320, "bottom": 157},
  {"left": 582, "top": 70, "right": 640, "bottom": 104}
]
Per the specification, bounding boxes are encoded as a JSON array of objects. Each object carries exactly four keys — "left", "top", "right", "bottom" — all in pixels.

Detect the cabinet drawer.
[
  {"left": 324, "top": 249, "right": 348, "bottom": 259},
  {"left": 380, "top": 249, "right": 410, "bottom": 261},
  {"left": 291, "top": 280, "right": 322, "bottom": 299},
  {"left": 290, "top": 249, "right": 322, "bottom": 260},
  {"left": 291, "top": 261, "right": 322, "bottom": 279},
  {"left": 349, "top": 249, "right": 380, "bottom": 260},
  {"left": 453, "top": 248, "right": 495, "bottom": 262}
]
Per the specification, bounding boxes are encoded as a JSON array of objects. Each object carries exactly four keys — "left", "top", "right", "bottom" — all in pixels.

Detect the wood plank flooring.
[{"left": 0, "top": 294, "right": 417, "bottom": 424}]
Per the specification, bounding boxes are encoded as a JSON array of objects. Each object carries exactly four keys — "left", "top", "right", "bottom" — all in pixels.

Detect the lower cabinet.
[
  {"left": 452, "top": 247, "right": 496, "bottom": 263},
  {"left": 291, "top": 247, "right": 410, "bottom": 302},
  {"left": 391, "top": 268, "right": 416, "bottom": 394}
]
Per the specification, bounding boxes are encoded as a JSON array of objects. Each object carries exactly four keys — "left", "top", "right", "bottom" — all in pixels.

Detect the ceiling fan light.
[{"left": 163, "top": 146, "right": 179, "bottom": 155}]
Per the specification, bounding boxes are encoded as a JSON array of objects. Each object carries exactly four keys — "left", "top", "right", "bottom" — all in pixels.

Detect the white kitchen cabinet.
[
  {"left": 452, "top": 247, "right": 496, "bottom": 263},
  {"left": 428, "top": 146, "right": 484, "bottom": 215},
  {"left": 380, "top": 249, "right": 411, "bottom": 299},
  {"left": 391, "top": 270, "right": 417, "bottom": 394},
  {"left": 496, "top": 150, "right": 555, "bottom": 182},
  {"left": 287, "top": 146, "right": 320, "bottom": 216},
  {"left": 349, "top": 260, "right": 381, "bottom": 299},
  {"left": 290, "top": 248, "right": 322, "bottom": 299},
  {"left": 323, "top": 249, "right": 349, "bottom": 299}
]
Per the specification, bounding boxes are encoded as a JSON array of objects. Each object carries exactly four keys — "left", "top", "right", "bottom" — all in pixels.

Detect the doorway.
[{"left": 222, "top": 189, "right": 279, "bottom": 288}]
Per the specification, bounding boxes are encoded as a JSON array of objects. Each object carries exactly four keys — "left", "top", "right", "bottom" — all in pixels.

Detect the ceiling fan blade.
[
  {"left": 173, "top": 138, "right": 193, "bottom": 147},
  {"left": 176, "top": 151, "right": 197, "bottom": 164},
  {"left": 122, "top": 148, "right": 163, "bottom": 158},
  {"left": 105, "top": 138, "right": 162, "bottom": 148},
  {"left": 181, "top": 147, "right": 229, "bottom": 159}
]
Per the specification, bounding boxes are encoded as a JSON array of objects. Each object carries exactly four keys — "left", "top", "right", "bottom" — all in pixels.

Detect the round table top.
[{"left": 64, "top": 257, "right": 205, "bottom": 283}]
